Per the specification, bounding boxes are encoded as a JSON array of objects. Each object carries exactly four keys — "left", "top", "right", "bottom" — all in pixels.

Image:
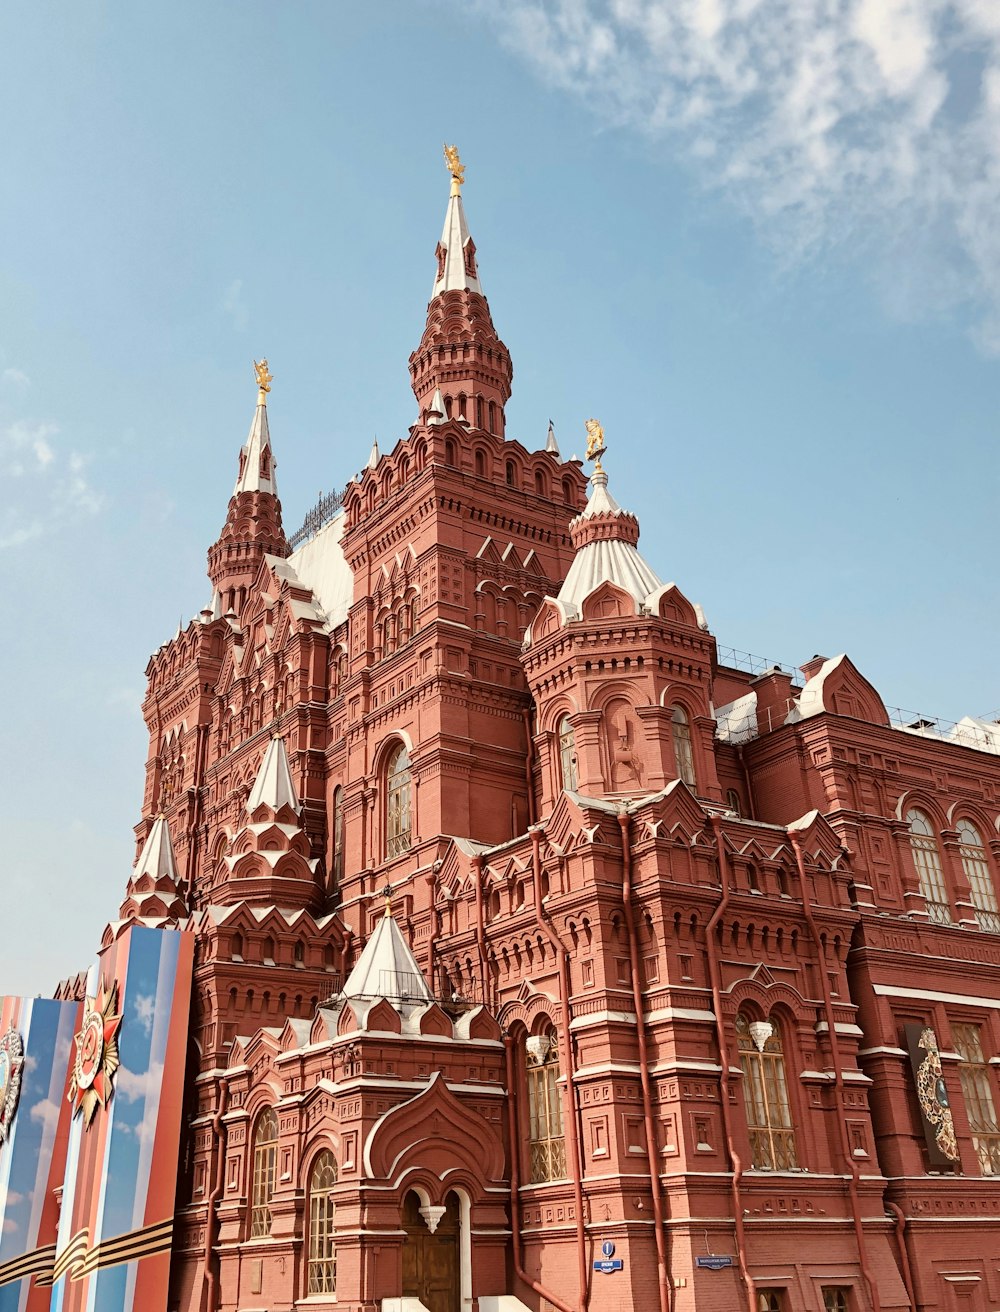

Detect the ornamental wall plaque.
[
  {"left": 68, "top": 979, "right": 122, "bottom": 1128},
  {"left": 0, "top": 1026, "right": 25, "bottom": 1144},
  {"left": 903, "top": 1022, "right": 960, "bottom": 1167}
]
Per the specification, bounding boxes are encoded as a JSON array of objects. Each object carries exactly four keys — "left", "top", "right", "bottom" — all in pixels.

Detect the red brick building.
[{"left": 124, "top": 158, "right": 1000, "bottom": 1312}]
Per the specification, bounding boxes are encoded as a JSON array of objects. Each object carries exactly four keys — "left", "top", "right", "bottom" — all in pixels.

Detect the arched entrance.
[{"left": 401, "top": 1190, "right": 460, "bottom": 1312}]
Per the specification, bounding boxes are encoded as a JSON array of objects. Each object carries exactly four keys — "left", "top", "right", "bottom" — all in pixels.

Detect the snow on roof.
[{"left": 715, "top": 691, "right": 758, "bottom": 745}]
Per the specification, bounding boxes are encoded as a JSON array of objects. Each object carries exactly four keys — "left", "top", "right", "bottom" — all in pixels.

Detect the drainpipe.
[
  {"left": 504, "top": 1034, "right": 576, "bottom": 1312},
  {"left": 887, "top": 1201, "right": 917, "bottom": 1311},
  {"left": 789, "top": 831, "right": 882, "bottom": 1312},
  {"left": 201, "top": 1081, "right": 229, "bottom": 1312},
  {"left": 616, "top": 811, "right": 672, "bottom": 1312},
  {"left": 522, "top": 708, "right": 537, "bottom": 826},
  {"left": 471, "top": 854, "right": 491, "bottom": 1008},
  {"left": 529, "top": 828, "right": 589, "bottom": 1312},
  {"left": 425, "top": 860, "right": 440, "bottom": 995},
  {"left": 734, "top": 744, "right": 758, "bottom": 821},
  {"left": 706, "top": 816, "right": 757, "bottom": 1312}
]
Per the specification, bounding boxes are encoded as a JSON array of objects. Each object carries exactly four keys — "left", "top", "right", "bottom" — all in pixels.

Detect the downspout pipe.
[
  {"left": 471, "top": 854, "right": 491, "bottom": 1007},
  {"left": 616, "top": 811, "right": 672, "bottom": 1312},
  {"left": 887, "top": 1201, "right": 917, "bottom": 1312},
  {"left": 201, "top": 1081, "right": 229, "bottom": 1312},
  {"left": 530, "top": 828, "right": 589, "bottom": 1312},
  {"left": 522, "top": 708, "right": 537, "bottom": 826},
  {"left": 789, "top": 831, "right": 882, "bottom": 1312},
  {"left": 425, "top": 861, "right": 440, "bottom": 995},
  {"left": 504, "top": 1034, "right": 576, "bottom": 1312},
  {"left": 707, "top": 816, "right": 757, "bottom": 1312}
]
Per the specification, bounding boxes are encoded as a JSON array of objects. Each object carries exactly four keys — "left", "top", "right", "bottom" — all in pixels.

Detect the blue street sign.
[
  {"left": 601, "top": 1241, "right": 616, "bottom": 1258},
  {"left": 594, "top": 1259, "right": 624, "bottom": 1274},
  {"left": 696, "top": 1255, "right": 734, "bottom": 1270}
]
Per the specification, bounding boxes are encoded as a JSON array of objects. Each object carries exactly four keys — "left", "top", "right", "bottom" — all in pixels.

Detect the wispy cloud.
[
  {"left": 1, "top": 367, "right": 30, "bottom": 390},
  {"left": 1, "top": 421, "right": 104, "bottom": 549},
  {"left": 476, "top": 0, "right": 1000, "bottom": 350},
  {"left": 222, "top": 278, "right": 248, "bottom": 332}
]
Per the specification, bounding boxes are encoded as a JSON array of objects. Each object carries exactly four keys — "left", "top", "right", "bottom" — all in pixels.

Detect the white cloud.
[
  {"left": 132, "top": 993, "right": 155, "bottom": 1036},
  {"left": 476, "top": 0, "right": 1000, "bottom": 350},
  {"left": 115, "top": 1059, "right": 163, "bottom": 1104},
  {"left": 222, "top": 278, "right": 248, "bottom": 332},
  {"left": 29, "top": 1097, "right": 61, "bottom": 1137},
  {"left": 0, "top": 422, "right": 104, "bottom": 548},
  {"left": 1, "top": 367, "right": 30, "bottom": 390}
]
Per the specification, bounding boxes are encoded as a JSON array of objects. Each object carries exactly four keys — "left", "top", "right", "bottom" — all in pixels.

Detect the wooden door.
[{"left": 401, "top": 1191, "right": 460, "bottom": 1312}]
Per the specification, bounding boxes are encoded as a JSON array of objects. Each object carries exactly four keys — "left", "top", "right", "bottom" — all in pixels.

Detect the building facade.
[{"left": 51, "top": 158, "right": 1000, "bottom": 1312}]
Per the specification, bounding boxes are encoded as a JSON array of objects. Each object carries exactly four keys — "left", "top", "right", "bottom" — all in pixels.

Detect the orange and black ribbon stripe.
[{"left": 2, "top": 1216, "right": 173, "bottom": 1288}]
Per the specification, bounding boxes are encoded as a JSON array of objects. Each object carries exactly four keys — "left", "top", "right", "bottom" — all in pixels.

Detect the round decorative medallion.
[
  {"left": 0, "top": 1027, "right": 25, "bottom": 1145},
  {"left": 69, "top": 979, "right": 122, "bottom": 1128}
]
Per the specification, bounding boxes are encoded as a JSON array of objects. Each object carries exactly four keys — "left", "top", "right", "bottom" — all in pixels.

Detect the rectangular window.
[
  {"left": 527, "top": 1039, "right": 567, "bottom": 1183},
  {"left": 821, "top": 1289, "right": 850, "bottom": 1312},
  {"left": 954, "top": 1023, "right": 1000, "bottom": 1175}
]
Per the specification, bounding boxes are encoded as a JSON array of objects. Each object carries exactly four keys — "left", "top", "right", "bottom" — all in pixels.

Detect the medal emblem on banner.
[
  {"left": 0, "top": 1026, "right": 25, "bottom": 1144},
  {"left": 69, "top": 979, "right": 123, "bottom": 1127}
]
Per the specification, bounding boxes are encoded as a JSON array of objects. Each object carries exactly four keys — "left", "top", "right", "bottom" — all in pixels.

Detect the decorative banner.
[
  {"left": 68, "top": 982, "right": 122, "bottom": 1129},
  {"left": 903, "top": 1023, "right": 960, "bottom": 1169},
  {"left": 0, "top": 996, "right": 81, "bottom": 1312},
  {"left": 0, "top": 1028, "right": 25, "bottom": 1145},
  {"left": 49, "top": 923, "right": 193, "bottom": 1312}
]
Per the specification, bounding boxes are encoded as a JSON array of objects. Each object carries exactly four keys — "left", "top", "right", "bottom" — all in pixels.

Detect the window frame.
[
  {"left": 306, "top": 1149, "right": 338, "bottom": 1294},
  {"left": 249, "top": 1106, "right": 279, "bottom": 1238},
  {"left": 558, "top": 716, "right": 578, "bottom": 792},
  {"left": 906, "top": 808, "right": 952, "bottom": 924},
  {"left": 954, "top": 1021, "right": 1000, "bottom": 1175},
  {"left": 385, "top": 742, "right": 413, "bottom": 859},
  {"left": 956, "top": 819, "right": 1000, "bottom": 933},
  {"left": 736, "top": 1010, "right": 799, "bottom": 1171},
  {"left": 525, "top": 1028, "right": 568, "bottom": 1184},
  {"left": 670, "top": 704, "right": 697, "bottom": 789}
]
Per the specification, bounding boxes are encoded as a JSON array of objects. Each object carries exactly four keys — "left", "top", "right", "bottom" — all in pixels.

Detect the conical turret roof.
[
  {"left": 247, "top": 734, "right": 300, "bottom": 815},
  {"left": 342, "top": 911, "right": 433, "bottom": 1002}
]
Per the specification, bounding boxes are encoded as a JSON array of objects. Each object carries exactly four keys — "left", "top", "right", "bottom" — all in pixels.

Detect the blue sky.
[{"left": 1, "top": 1, "right": 998, "bottom": 994}]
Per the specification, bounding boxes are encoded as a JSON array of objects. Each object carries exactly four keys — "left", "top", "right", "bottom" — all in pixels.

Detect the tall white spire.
[
  {"left": 367, "top": 437, "right": 380, "bottom": 470},
  {"left": 433, "top": 145, "right": 483, "bottom": 298},
  {"left": 342, "top": 910, "right": 433, "bottom": 1002},
  {"left": 546, "top": 419, "right": 560, "bottom": 457},
  {"left": 133, "top": 814, "right": 180, "bottom": 885},
  {"left": 234, "top": 359, "right": 277, "bottom": 495}
]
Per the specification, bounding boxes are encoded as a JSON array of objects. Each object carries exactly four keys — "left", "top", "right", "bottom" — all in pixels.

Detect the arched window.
[
  {"left": 250, "top": 1107, "right": 279, "bottom": 1237},
  {"left": 488, "top": 399, "right": 497, "bottom": 433},
  {"left": 332, "top": 786, "right": 344, "bottom": 887},
  {"left": 476, "top": 396, "right": 484, "bottom": 429},
  {"left": 907, "top": 808, "right": 951, "bottom": 924},
  {"left": 726, "top": 788, "right": 742, "bottom": 817},
  {"left": 534, "top": 468, "right": 546, "bottom": 496},
  {"left": 307, "top": 1150, "right": 338, "bottom": 1293},
  {"left": 558, "top": 716, "right": 577, "bottom": 791},
  {"left": 526, "top": 1029, "right": 566, "bottom": 1182},
  {"left": 736, "top": 1012, "right": 797, "bottom": 1170},
  {"left": 562, "top": 476, "right": 573, "bottom": 503},
  {"left": 444, "top": 438, "right": 457, "bottom": 466},
  {"left": 409, "top": 595, "right": 419, "bottom": 637},
  {"left": 958, "top": 820, "right": 1000, "bottom": 933},
  {"left": 671, "top": 705, "right": 696, "bottom": 788},
  {"left": 386, "top": 743, "right": 412, "bottom": 858},
  {"left": 505, "top": 460, "right": 516, "bottom": 487},
  {"left": 475, "top": 449, "right": 486, "bottom": 478}
]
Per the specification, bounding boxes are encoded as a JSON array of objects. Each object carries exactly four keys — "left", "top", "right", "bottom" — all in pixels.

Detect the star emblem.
[
  {"left": 68, "top": 979, "right": 122, "bottom": 1127},
  {"left": 0, "top": 1026, "right": 25, "bottom": 1145}
]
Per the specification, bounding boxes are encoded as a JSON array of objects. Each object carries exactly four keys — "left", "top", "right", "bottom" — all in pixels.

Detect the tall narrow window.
[
  {"left": 409, "top": 595, "right": 419, "bottom": 637},
  {"left": 526, "top": 1030, "right": 567, "bottom": 1183},
  {"left": 954, "top": 1023, "right": 1000, "bottom": 1175},
  {"left": 558, "top": 717, "right": 577, "bottom": 791},
  {"left": 671, "top": 705, "right": 696, "bottom": 788},
  {"left": 475, "top": 449, "right": 486, "bottom": 477},
  {"left": 736, "top": 1012, "right": 798, "bottom": 1170},
  {"left": 907, "top": 809, "right": 952, "bottom": 924},
  {"left": 386, "top": 743, "right": 412, "bottom": 857},
  {"left": 332, "top": 786, "right": 344, "bottom": 887},
  {"left": 958, "top": 820, "right": 1000, "bottom": 933},
  {"left": 307, "top": 1150, "right": 338, "bottom": 1294},
  {"left": 250, "top": 1107, "right": 279, "bottom": 1237}
]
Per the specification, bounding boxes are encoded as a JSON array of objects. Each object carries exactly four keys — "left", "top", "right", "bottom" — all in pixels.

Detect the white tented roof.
[
  {"left": 234, "top": 403, "right": 276, "bottom": 496},
  {"left": 556, "top": 469, "right": 662, "bottom": 612},
  {"left": 432, "top": 192, "right": 483, "bottom": 298},
  {"left": 247, "top": 735, "right": 300, "bottom": 815},
  {"left": 133, "top": 814, "right": 180, "bottom": 884},
  {"left": 341, "top": 912, "right": 433, "bottom": 1002}
]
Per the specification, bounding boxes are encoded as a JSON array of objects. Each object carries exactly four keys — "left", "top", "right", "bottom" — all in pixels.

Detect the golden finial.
[
  {"left": 584, "top": 418, "right": 606, "bottom": 473},
  {"left": 253, "top": 358, "right": 273, "bottom": 406},
  {"left": 443, "top": 143, "right": 465, "bottom": 198},
  {"left": 381, "top": 882, "right": 393, "bottom": 919}
]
